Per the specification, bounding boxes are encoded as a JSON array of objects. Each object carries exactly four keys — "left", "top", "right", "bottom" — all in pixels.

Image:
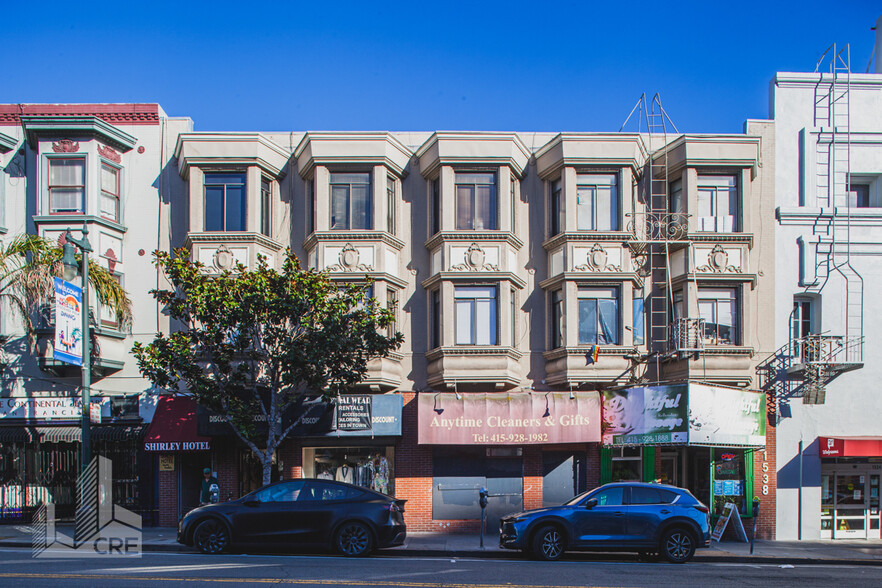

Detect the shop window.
[
  {"left": 698, "top": 287, "right": 738, "bottom": 345},
  {"left": 331, "top": 172, "right": 372, "bottom": 230},
  {"left": 578, "top": 287, "right": 619, "bottom": 345},
  {"left": 712, "top": 449, "right": 745, "bottom": 515},
  {"left": 550, "top": 180, "right": 562, "bottom": 237},
  {"left": 611, "top": 447, "right": 641, "bottom": 481},
  {"left": 697, "top": 175, "right": 737, "bottom": 232},
  {"left": 577, "top": 174, "right": 618, "bottom": 231},
  {"left": 49, "top": 157, "right": 85, "bottom": 214},
  {"left": 204, "top": 173, "right": 246, "bottom": 231},
  {"left": 455, "top": 285, "right": 497, "bottom": 345},
  {"left": 455, "top": 172, "right": 497, "bottom": 230},
  {"left": 301, "top": 447, "right": 394, "bottom": 495},
  {"left": 100, "top": 163, "right": 120, "bottom": 222}
]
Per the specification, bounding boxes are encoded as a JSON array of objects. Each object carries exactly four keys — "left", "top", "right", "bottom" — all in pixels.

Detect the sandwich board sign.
[{"left": 711, "top": 502, "right": 748, "bottom": 542}]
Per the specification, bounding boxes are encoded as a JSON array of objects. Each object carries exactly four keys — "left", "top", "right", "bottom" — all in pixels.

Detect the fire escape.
[{"left": 757, "top": 44, "right": 864, "bottom": 405}]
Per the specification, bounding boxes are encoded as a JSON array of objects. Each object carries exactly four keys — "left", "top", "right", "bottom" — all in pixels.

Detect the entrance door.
[
  {"left": 179, "top": 454, "right": 212, "bottom": 518},
  {"left": 484, "top": 457, "right": 523, "bottom": 533},
  {"left": 833, "top": 473, "right": 867, "bottom": 539},
  {"left": 542, "top": 452, "right": 586, "bottom": 506}
]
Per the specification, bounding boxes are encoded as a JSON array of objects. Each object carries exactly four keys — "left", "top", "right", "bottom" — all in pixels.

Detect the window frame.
[
  {"left": 330, "top": 172, "right": 372, "bottom": 231},
  {"left": 697, "top": 175, "right": 738, "bottom": 232},
  {"left": 848, "top": 183, "right": 871, "bottom": 208},
  {"left": 576, "top": 173, "right": 619, "bottom": 231},
  {"left": 260, "top": 177, "right": 272, "bottom": 237},
  {"left": 550, "top": 289, "right": 563, "bottom": 349},
  {"left": 99, "top": 272, "right": 123, "bottom": 329},
  {"left": 577, "top": 286, "right": 620, "bottom": 346},
  {"left": 431, "top": 178, "right": 441, "bottom": 235},
  {"left": 454, "top": 285, "right": 498, "bottom": 346},
  {"left": 430, "top": 288, "right": 441, "bottom": 349},
  {"left": 99, "top": 161, "right": 121, "bottom": 222},
  {"left": 306, "top": 177, "right": 315, "bottom": 235},
  {"left": 48, "top": 156, "right": 86, "bottom": 215},
  {"left": 697, "top": 286, "right": 739, "bottom": 345},
  {"left": 386, "top": 175, "right": 396, "bottom": 234},
  {"left": 387, "top": 287, "right": 398, "bottom": 339},
  {"left": 203, "top": 172, "right": 247, "bottom": 232},
  {"left": 455, "top": 171, "right": 497, "bottom": 231},
  {"left": 550, "top": 179, "right": 563, "bottom": 237}
]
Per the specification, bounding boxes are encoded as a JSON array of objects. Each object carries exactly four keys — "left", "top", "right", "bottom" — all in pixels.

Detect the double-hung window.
[
  {"left": 99, "top": 274, "right": 123, "bottom": 328},
  {"left": 330, "top": 172, "right": 372, "bottom": 230},
  {"left": 431, "top": 178, "right": 441, "bottom": 235},
  {"left": 454, "top": 286, "right": 497, "bottom": 345},
  {"left": 455, "top": 172, "right": 496, "bottom": 230},
  {"left": 386, "top": 177, "right": 396, "bottom": 233},
  {"left": 550, "top": 180, "right": 563, "bottom": 236},
  {"left": 698, "top": 287, "right": 737, "bottom": 344},
  {"left": 697, "top": 176, "right": 737, "bottom": 232},
  {"left": 49, "top": 158, "right": 85, "bottom": 214},
  {"left": 260, "top": 178, "right": 272, "bottom": 236},
  {"left": 204, "top": 173, "right": 246, "bottom": 231},
  {"left": 577, "top": 174, "right": 618, "bottom": 231},
  {"left": 100, "top": 163, "right": 120, "bottom": 222},
  {"left": 551, "top": 290, "right": 563, "bottom": 348},
  {"left": 431, "top": 289, "right": 441, "bottom": 348},
  {"left": 578, "top": 287, "right": 619, "bottom": 345}
]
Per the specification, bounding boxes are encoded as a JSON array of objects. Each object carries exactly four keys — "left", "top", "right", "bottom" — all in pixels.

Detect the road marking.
[
  {"left": 87, "top": 563, "right": 272, "bottom": 574},
  {"left": 0, "top": 572, "right": 618, "bottom": 587}
]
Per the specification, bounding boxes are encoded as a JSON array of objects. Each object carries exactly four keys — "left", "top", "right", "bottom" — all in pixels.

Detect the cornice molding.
[
  {"left": 20, "top": 116, "right": 137, "bottom": 152},
  {"left": 303, "top": 230, "right": 406, "bottom": 251},
  {"left": 294, "top": 132, "right": 413, "bottom": 178},
  {"left": 534, "top": 133, "right": 648, "bottom": 179},
  {"left": 421, "top": 271, "right": 527, "bottom": 290},
  {"left": 184, "top": 231, "right": 284, "bottom": 251},
  {"left": 654, "top": 134, "right": 760, "bottom": 177},
  {"left": 416, "top": 131, "right": 531, "bottom": 178},
  {"left": 33, "top": 214, "right": 128, "bottom": 235},
  {"left": 538, "top": 272, "right": 641, "bottom": 291},
  {"left": 542, "top": 231, "right": 634, "bottom": 251},
  {"left": 174, "top": 133, "right": 291, "bottom": 180},
  {"left": 0, "top": 131, "right": 17, "bottom": 153},
  {"left": 425, "top": 230, "right": 523, "bottom": 251}
]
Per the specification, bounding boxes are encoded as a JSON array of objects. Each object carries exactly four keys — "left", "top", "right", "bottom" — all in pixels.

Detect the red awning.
[
  {"left": 144, "top": 396, "right": 211, "bottom": 452},
  {"left": 820, "top": 436, "right": 882, "bottom": 458}
]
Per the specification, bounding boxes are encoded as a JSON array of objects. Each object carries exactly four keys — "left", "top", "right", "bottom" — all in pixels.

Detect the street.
[{"left": 0, "top": 547, "right": 881, "bottom": 587}]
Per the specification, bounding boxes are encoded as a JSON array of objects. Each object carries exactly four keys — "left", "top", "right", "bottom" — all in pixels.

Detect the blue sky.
[{"left": 3, "top": 1, "right": 879, "bottom": 133}]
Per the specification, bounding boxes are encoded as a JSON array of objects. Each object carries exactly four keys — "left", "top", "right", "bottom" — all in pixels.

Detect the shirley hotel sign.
[{"left": 417, "top": 391, "right": 601, "bottom": 445}]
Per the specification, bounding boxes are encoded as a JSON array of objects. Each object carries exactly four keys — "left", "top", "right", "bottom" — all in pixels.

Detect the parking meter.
[
  {"left": 479, "top": 487, "right": 489, "bottom": 509},
  {"left": 750, "top": 498, "right": 760, "bottom": 554},
  {"left": 479, "top": 487, "right": 489, "bottom": 547}
]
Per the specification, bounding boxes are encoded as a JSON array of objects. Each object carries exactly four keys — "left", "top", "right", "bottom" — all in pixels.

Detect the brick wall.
[
  {"left": 753, "top": 405, "right": 776, "bottom": 539},
  {"left": 523, "top": 446, "right": 543, "bottom": 510},
  {"left": 586, "top": 444, "right": 600, "bottom": 489},
  {"left": 215, "top": 440, "right": 240, "bottom": 502},
  {"left": 158, "top": 455, "right": 177, "bottom": 528}
]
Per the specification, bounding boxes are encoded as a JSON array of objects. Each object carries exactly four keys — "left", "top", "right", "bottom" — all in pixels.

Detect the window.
[
  {"left": 510, "top": 287, "right": 518, "bottom": 347},
  {"left": 632, "top": 287, "right": 644, "bottom": 345},
  {"left": 792, "top": 298, "right": 815, "bottom": 340},
  {"left": 611, "top": 447, "right": 642, "bottom": 482},
  {"left": 431, "top": 178, "right": 440, "bottom": 234},
  {"left": 848, "top": 184, "right": 870, "bottom": 208},
  {"left": 670, "top": 177, "right": 685, "bottom": 233},
  {"left": 99, "top": 274, "right": 123, "bottom": 328},
  {"left": 577, "top": 174, "right": 618, "bottom": 231},
  {"left": 387, "top": 288, "right": 398, "bottom": 338},
  {"left": 697, "top": 175, "right": 737, "bottom": 232},
  {"left": 330, "top": 172, "right": 371, "bottom": 230},
  {"left": 698, "top": 287, "right": 737, "bottom": 344},
  {"left": 254, "top": 480, "right": 306, "bottom": 503},
  {"left": 431, "top": 289, "right": 441, "bottom": 349},
  {"left": 100, "top": 163, "right": 120, "bottom": 222},
  {"left": 386, "top": 176, "right": 396, "bottom": 234},
  {"left": 551, "top": 290, "right": 563, "bottom": 349},
  {"left": 204, "top": 173, "right": 246, "bottom": 231},
  {"left": 306, "top": 178, "right": 315, "bottom": 235},
  {"left": 454, "top": 286, "right": 497, "bottom": 345},
  {"left": 673, "top": 290, "right": 685, "bottom": 322},
  {"left": 631, "top": 486, "right": 678, "bottom": 505},
  {"left": 550, "top": 180, "right": 563, "bottom": 236},
  {"left": 455, "top": 172, "right": 496, "bottom": 230},
  {"left": 591, "top": 486, "right": 625, "bottom": 506},
  {"left": 49, "top": 158, "right": 85, "bottom": 214},
  {"left": 301, "top": 481, "right": 362, "bottom": 502},
  {"left": 578, "top": 287, "right": 619, "bottom": 345},
  {"left": 260, "top": 178, "right": 271, "bottom": 236}
]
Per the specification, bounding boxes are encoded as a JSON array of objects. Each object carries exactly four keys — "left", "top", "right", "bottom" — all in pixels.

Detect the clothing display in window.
[{"left": 335, "top": 464, "right": 354, "bottom": 484}]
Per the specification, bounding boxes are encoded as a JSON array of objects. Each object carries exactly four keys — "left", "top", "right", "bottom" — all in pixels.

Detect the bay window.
[
  {"left": 697, "top": 176, "right": 737, "bottom": 232},
  {"left": 330, "top": 172, "right": 372, "bottom": 230},
  {"left": 49, "top": 158, "right": 85, "bottom": 214},
  {"left": 577, "top": 174, "right": 618, "bottom": 231},
  {"left": 455, "top": 172, "right": 496, "bottom": 230},
  {"left": 204, "top": 173, "right": 246, "bottom": 231},
  {"left": 260, "top": 178, "right": 272, "bottom": 236},
  {"left": 550, "top": 180, "right": 563, "bottom": 236},
  {"left": 698, "top": 287, "right": 738, "bottom": 344},
  {"left": 455, "top": 286, "right": 497, "bottom": 345},
  {"left": 578, "top": 287, "right": 619, "bottom": 345},
  {"left": 100, "top": 163, "right": 120, "bottom": 222}
]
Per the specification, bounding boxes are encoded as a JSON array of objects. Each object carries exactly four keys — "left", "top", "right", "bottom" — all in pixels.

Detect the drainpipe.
[{"left": 798, "top": 439, "right": 804, "bottom": 540}]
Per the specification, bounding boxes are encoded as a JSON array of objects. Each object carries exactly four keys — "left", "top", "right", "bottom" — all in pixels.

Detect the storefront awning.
[
  {"left": 143, "top": 396, "right": 211, "bottom": 452},
  {"left": 820, "top": 436, "right": 882, "bottom": 458}
]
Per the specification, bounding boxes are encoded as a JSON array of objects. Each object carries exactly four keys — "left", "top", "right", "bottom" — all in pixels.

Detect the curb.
[{"left": 2, "top": 540, "right": 881, "bottom": 566}]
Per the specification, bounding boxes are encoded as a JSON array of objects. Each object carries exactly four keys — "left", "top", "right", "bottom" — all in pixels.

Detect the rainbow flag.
[{"left": 586, "top": 345, "right": 600, "bottom": 365}]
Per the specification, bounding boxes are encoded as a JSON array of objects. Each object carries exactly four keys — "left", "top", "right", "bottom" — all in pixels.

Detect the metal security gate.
[{"left": 0, "top": 440, "right": 79, "bottom": 523}]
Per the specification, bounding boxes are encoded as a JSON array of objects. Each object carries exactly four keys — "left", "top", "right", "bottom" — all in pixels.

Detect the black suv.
[{"left": 500, "top": 482, "right": 711, "bottom": 563}]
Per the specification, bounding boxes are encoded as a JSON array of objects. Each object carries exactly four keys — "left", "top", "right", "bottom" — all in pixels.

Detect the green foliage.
[{"left": 133, "top": 249, "right": 403, "bottom": 472}]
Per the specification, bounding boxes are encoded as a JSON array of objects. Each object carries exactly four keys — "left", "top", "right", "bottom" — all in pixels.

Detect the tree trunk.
[{"left": 261, "top": 447, "right": 275, "bottom": 486}]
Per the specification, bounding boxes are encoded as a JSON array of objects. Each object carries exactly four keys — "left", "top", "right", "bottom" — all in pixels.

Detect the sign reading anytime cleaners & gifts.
[{"left": 417, "top": 391, "right": 601, "bottom": 445}]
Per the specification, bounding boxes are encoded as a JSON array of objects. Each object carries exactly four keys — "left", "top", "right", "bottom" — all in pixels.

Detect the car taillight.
[{"left": 693, "top": 505, "right": 710, "bottom": 514}]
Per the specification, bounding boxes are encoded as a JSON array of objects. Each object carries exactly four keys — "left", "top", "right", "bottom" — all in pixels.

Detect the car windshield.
[{"left": 563, "top": 490, "right": 594, "bottom": 506}]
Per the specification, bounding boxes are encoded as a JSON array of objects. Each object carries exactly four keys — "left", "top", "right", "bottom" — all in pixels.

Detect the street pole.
[{"left": 64, "top": 223, "right": 92, "bottom": 471}]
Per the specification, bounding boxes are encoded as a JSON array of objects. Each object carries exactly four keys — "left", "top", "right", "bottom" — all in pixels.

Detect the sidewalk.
[{"left": 2, "top": 525, "right": 881, "bottom": 565}]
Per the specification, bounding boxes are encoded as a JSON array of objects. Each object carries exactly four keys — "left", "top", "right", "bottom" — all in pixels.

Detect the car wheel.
[
  {"left": 335, "top": 521, "right": 374, "bottom": 557},
  {"left": 660, "top": 527, "right": 695, "bottom": 563},
  {"left": 193, "top": 519, "right": 230, "bottom": 555},
  {"left": 531, "top": 525, "right": 565, "bottom": 561}
]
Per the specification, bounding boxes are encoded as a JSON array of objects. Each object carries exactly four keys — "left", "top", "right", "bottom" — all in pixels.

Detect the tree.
[
  {"left": 133, "top": 249, "right": 404, "bottom": 485},
  {"left": 0, "top": 234, "right": 131, "bottom": 342}
]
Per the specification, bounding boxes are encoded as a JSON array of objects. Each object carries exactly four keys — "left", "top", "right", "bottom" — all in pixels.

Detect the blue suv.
[{"left": 500, "top": 482, "right": 711, "bottom": 563}]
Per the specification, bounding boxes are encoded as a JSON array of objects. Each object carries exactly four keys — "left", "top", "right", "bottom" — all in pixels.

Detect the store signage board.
[
  {"left": 53, "top": 277, "right": 83, "bottom": 366},
  {"left": 89, "top": 403, "right": 102, "bottom": 424},
  {"left": 602, "top": 385, "right": 688, "bottom": 446},
  {"left": 0, "top": 397, "right": 82, "bottom": 420},
  {"left": 336, "top": 395, "right": 372, "bottom": 431},
  {"left": 711, "top": 502, "right": 749, "bottom": 543},
  {"left": 417, "top": 391, "right": 601, "bottom": 445},
  {"left": 688, "top": 383, "right": 765, "bottom": 447}
]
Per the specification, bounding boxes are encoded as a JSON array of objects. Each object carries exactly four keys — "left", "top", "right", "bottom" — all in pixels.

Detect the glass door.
[
  {"left": 833, "top": 474, "right": 867, "bottom": 539},
  {"left": 869, "top": 475, "right": 881, "bottom": 539}
]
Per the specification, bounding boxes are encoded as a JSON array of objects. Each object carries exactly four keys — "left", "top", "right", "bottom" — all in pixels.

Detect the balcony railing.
[
  {"left": 790, "top": 334, "right": 864, "bottom": 368},
  {"left": 625, "top": 211, "right": 690, "bottom": 242},
  {"left": 670, "top": 317, "right": 705, "bottom": 353}
]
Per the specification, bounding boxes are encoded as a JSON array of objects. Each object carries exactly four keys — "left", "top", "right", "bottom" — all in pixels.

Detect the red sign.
[
  {"left": 820, "top": 437, "right": 882, "bottom": 458},
  {"left": 417, "top": 391, "right": 601, "bottom": 445}
]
